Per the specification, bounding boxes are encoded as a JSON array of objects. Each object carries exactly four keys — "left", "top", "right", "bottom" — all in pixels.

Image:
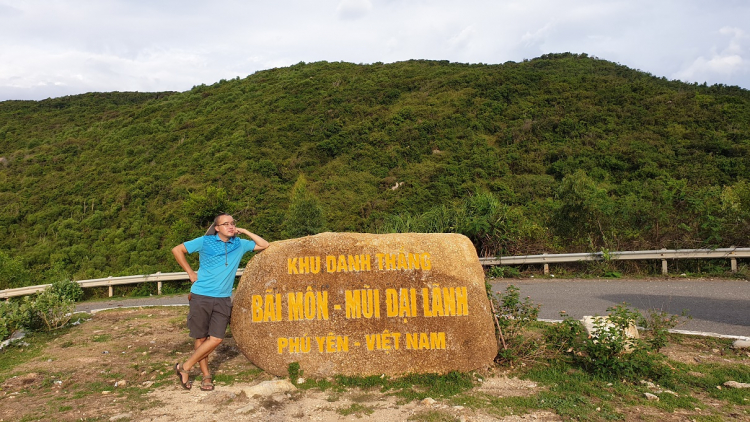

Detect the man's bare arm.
[
  {"left": 171, "top": 244, "right": 198, "bottom": 282},
  {"left": 235, "top": 228, "right": 270, "bottom": 251}
]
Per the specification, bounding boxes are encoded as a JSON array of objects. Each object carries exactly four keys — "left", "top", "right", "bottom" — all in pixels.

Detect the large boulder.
[{"left": 231, "top": 232, "right": 496, "bottom": 377}]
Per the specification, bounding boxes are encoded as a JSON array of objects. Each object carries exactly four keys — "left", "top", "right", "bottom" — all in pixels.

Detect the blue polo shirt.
[{"left": 183, "top": 235, "right": 256, "bottom": 298}]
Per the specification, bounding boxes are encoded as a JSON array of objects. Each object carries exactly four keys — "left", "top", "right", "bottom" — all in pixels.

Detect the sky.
[{"left": 1, "top": 0, "right": 749, "bottom": 101}]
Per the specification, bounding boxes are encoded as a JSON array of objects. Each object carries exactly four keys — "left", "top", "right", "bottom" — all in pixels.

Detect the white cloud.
[
  {"left": 674, "top": 26, "right": 749, "bottom": 85},
  {"left": 0, "top": 3, "right": 22, "bottom": 17},
  {"left": 337, "top": 0, "right": 373, "bottom": 20},
  {"left": 1, "top": 1, "right": 749, "bottom": 100},
  {"left": 448, "top": 25, "right": 477, "bottom": 52}
]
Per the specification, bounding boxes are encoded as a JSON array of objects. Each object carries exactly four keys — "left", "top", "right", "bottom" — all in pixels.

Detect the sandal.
[
  {"left": 200, "top": 376, "right": 215, "bottom": 391},
  {"left": 174, "top": 363, "right": 192, "bottom": 390}
]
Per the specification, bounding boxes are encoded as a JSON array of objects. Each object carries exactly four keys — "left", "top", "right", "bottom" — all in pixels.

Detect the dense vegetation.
[{"left": 1, "top": 53, "right": 749, "bottom": 286}]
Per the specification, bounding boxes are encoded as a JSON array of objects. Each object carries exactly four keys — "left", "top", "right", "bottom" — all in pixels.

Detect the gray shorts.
[{"left": 187, "top": 294, "right": 232, "bottom": 339}]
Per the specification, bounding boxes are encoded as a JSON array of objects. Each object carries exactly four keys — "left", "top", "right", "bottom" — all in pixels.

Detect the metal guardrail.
[
  {"left": 1, "top": 248, "right": 747, "bottom": 299},
  {"left": 478, "top": 247, "right": 750, "bottom": 275},
  {"left": 0, "top": 270, "right": 242, "bottom": 299}
]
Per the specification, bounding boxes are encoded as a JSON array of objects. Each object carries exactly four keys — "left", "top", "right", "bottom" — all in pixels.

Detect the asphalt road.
[
  {"left": 75, "top": 278, "right": 750, "bottom": 339},
  {"left": 490, "top": 278, "right": 750, "bottom": 338}
]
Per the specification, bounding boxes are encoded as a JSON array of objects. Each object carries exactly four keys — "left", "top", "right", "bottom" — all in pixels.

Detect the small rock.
[
  {"left": 201, "top": 391, "right": 237, "bottom": 405},
  {"left": 644, "top": 393, "right": 659, "bottom": 401},
  {"left": 235, "top": 403, "right": 255, "bottom": 414},
  {"left": 270, "top": 392, "right": 287, "bottom": 403},
  {"left": 421, "top": 397, "right": 436, "bottom": 406},
  {"left": 296, "top": 377, "right": 305, "bottom": 384},
  {"left": 640, "top": 380, "right": 656, "bottom": 389},
  {"left": 109, "top": 413, "right": 133, "bottom": 421},
  {"left": 115, "top": 380, "right": 127, "bottom": 388},
  {"left": 141, "top": 381, "right": 154, "bottom": 388},
  {"left": 243, "top": 380, "right": 296, "bottom": 397},
  {"left": 453, "top": 406, "right": 464, "bottom": 410},
  {"left": 732, "top": 339, "right": 750, "bottom": 349},
  {"left": 102, "top": 391, "right": 112, "bottom": 395},
  {"left": 724, "top": 381, "right": 750, "bottom": 389}
]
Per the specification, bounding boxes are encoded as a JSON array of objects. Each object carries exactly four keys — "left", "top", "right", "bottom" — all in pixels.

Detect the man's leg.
[
  {"left": 183, "top": 336, "right": 223, "bottom": 373},
  {"left": 193, "top": 337, "right": 210, "bottom": 377},
  {"left": 179, "top": 295, "right": 230, "bottom": 387}
]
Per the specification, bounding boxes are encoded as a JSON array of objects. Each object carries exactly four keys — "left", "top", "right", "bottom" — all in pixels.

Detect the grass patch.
[
  {"left": 91, "top": 334, "right": 111, "bottom": 342},
  {"left": 407, "top": 409, "right": 460, "bottom": 421},
  {"left": 322, "top": 371, "right": 475, "bottom": 401},
  {"left": 0, "top": 331, "right": 57, "bottom": 376},
  {"left": 213, "top": 367, "right": 264, "bottom": 385},
  {"left": 336, "top": 403, "right": 375, "bottom": 417}
]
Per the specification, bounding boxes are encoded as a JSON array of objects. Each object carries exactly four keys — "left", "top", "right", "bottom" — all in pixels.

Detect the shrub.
[
  {"left": 0, "top": 300, "right": 23, "bottom": 341},
  {"left": 544, "top": 304, "right": 676, "bottom": 380},
  {"left": 486, "top": 266, "right": 521, "bottom": 279},
  {"left": 6, "top": 280, "right": 82, "bottom": 335},
  {"left": 488, "top": 284, "right": 541, "bottom": 365},
  {"left": 48, "top": 278, "right": 84, "bottom": 302},
  {"left": 640, "top": 308, "right": 689, "bottom": 352},
  {"left": 29, "top": 290, "right": 75, "bottom": 332}
]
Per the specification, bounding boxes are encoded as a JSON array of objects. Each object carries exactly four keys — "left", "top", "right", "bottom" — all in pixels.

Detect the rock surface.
[
  {"left": 723, "top": 381, "right": 750, "bottom": 389},
  {"left": 242, "top": 379, "right": 297, "bottom": 397},
  {"left": 581, "top": 316, "right": 639, "bottom": 340},
  {"left": 231, "top": 232, "right": 496, "bottom": 377}
]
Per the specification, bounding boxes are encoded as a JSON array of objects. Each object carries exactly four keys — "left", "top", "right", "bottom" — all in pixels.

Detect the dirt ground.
[{"left": 0, "top": 306, "right": 746, "bottom": 421}]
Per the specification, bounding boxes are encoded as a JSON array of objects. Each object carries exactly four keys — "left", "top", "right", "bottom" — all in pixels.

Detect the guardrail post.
[
  {"left": 730, "top": 246, "right": 737, "bottom": 273},
  {"left": 542, "top": 254, "right": 549, "bottom": 275},
  {"left": 156, "top": 272, "right": 162, "bottom": 295},
  {"left": 660, "top": 248, "right": 668, "bottom": 275},
  {"left": 108, "top": 276, "right": 113, "bottom": 297}
]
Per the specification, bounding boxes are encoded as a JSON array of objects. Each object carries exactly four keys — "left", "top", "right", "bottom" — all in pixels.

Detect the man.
[{"left": 172, "top": 213, "right": 269, "bottom": 390}]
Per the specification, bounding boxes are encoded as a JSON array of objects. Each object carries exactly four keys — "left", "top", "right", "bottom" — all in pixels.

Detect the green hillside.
[{"left": 1, "top": 53, "right": 749, "bottom": 286}]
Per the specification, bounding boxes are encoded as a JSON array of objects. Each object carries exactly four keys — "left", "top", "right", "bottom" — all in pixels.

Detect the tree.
[
  {"left": 282, "top": 175, "right": 327, "bottom": 238},
  {"left": 182, "top": 187, "right": 232, "bottom": 228},
  {"left": 554, "top": 170, "right": 616, "bottom": 248},
  {"left": 0, "top": 251, "right": 32, "bottom": 290}
]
